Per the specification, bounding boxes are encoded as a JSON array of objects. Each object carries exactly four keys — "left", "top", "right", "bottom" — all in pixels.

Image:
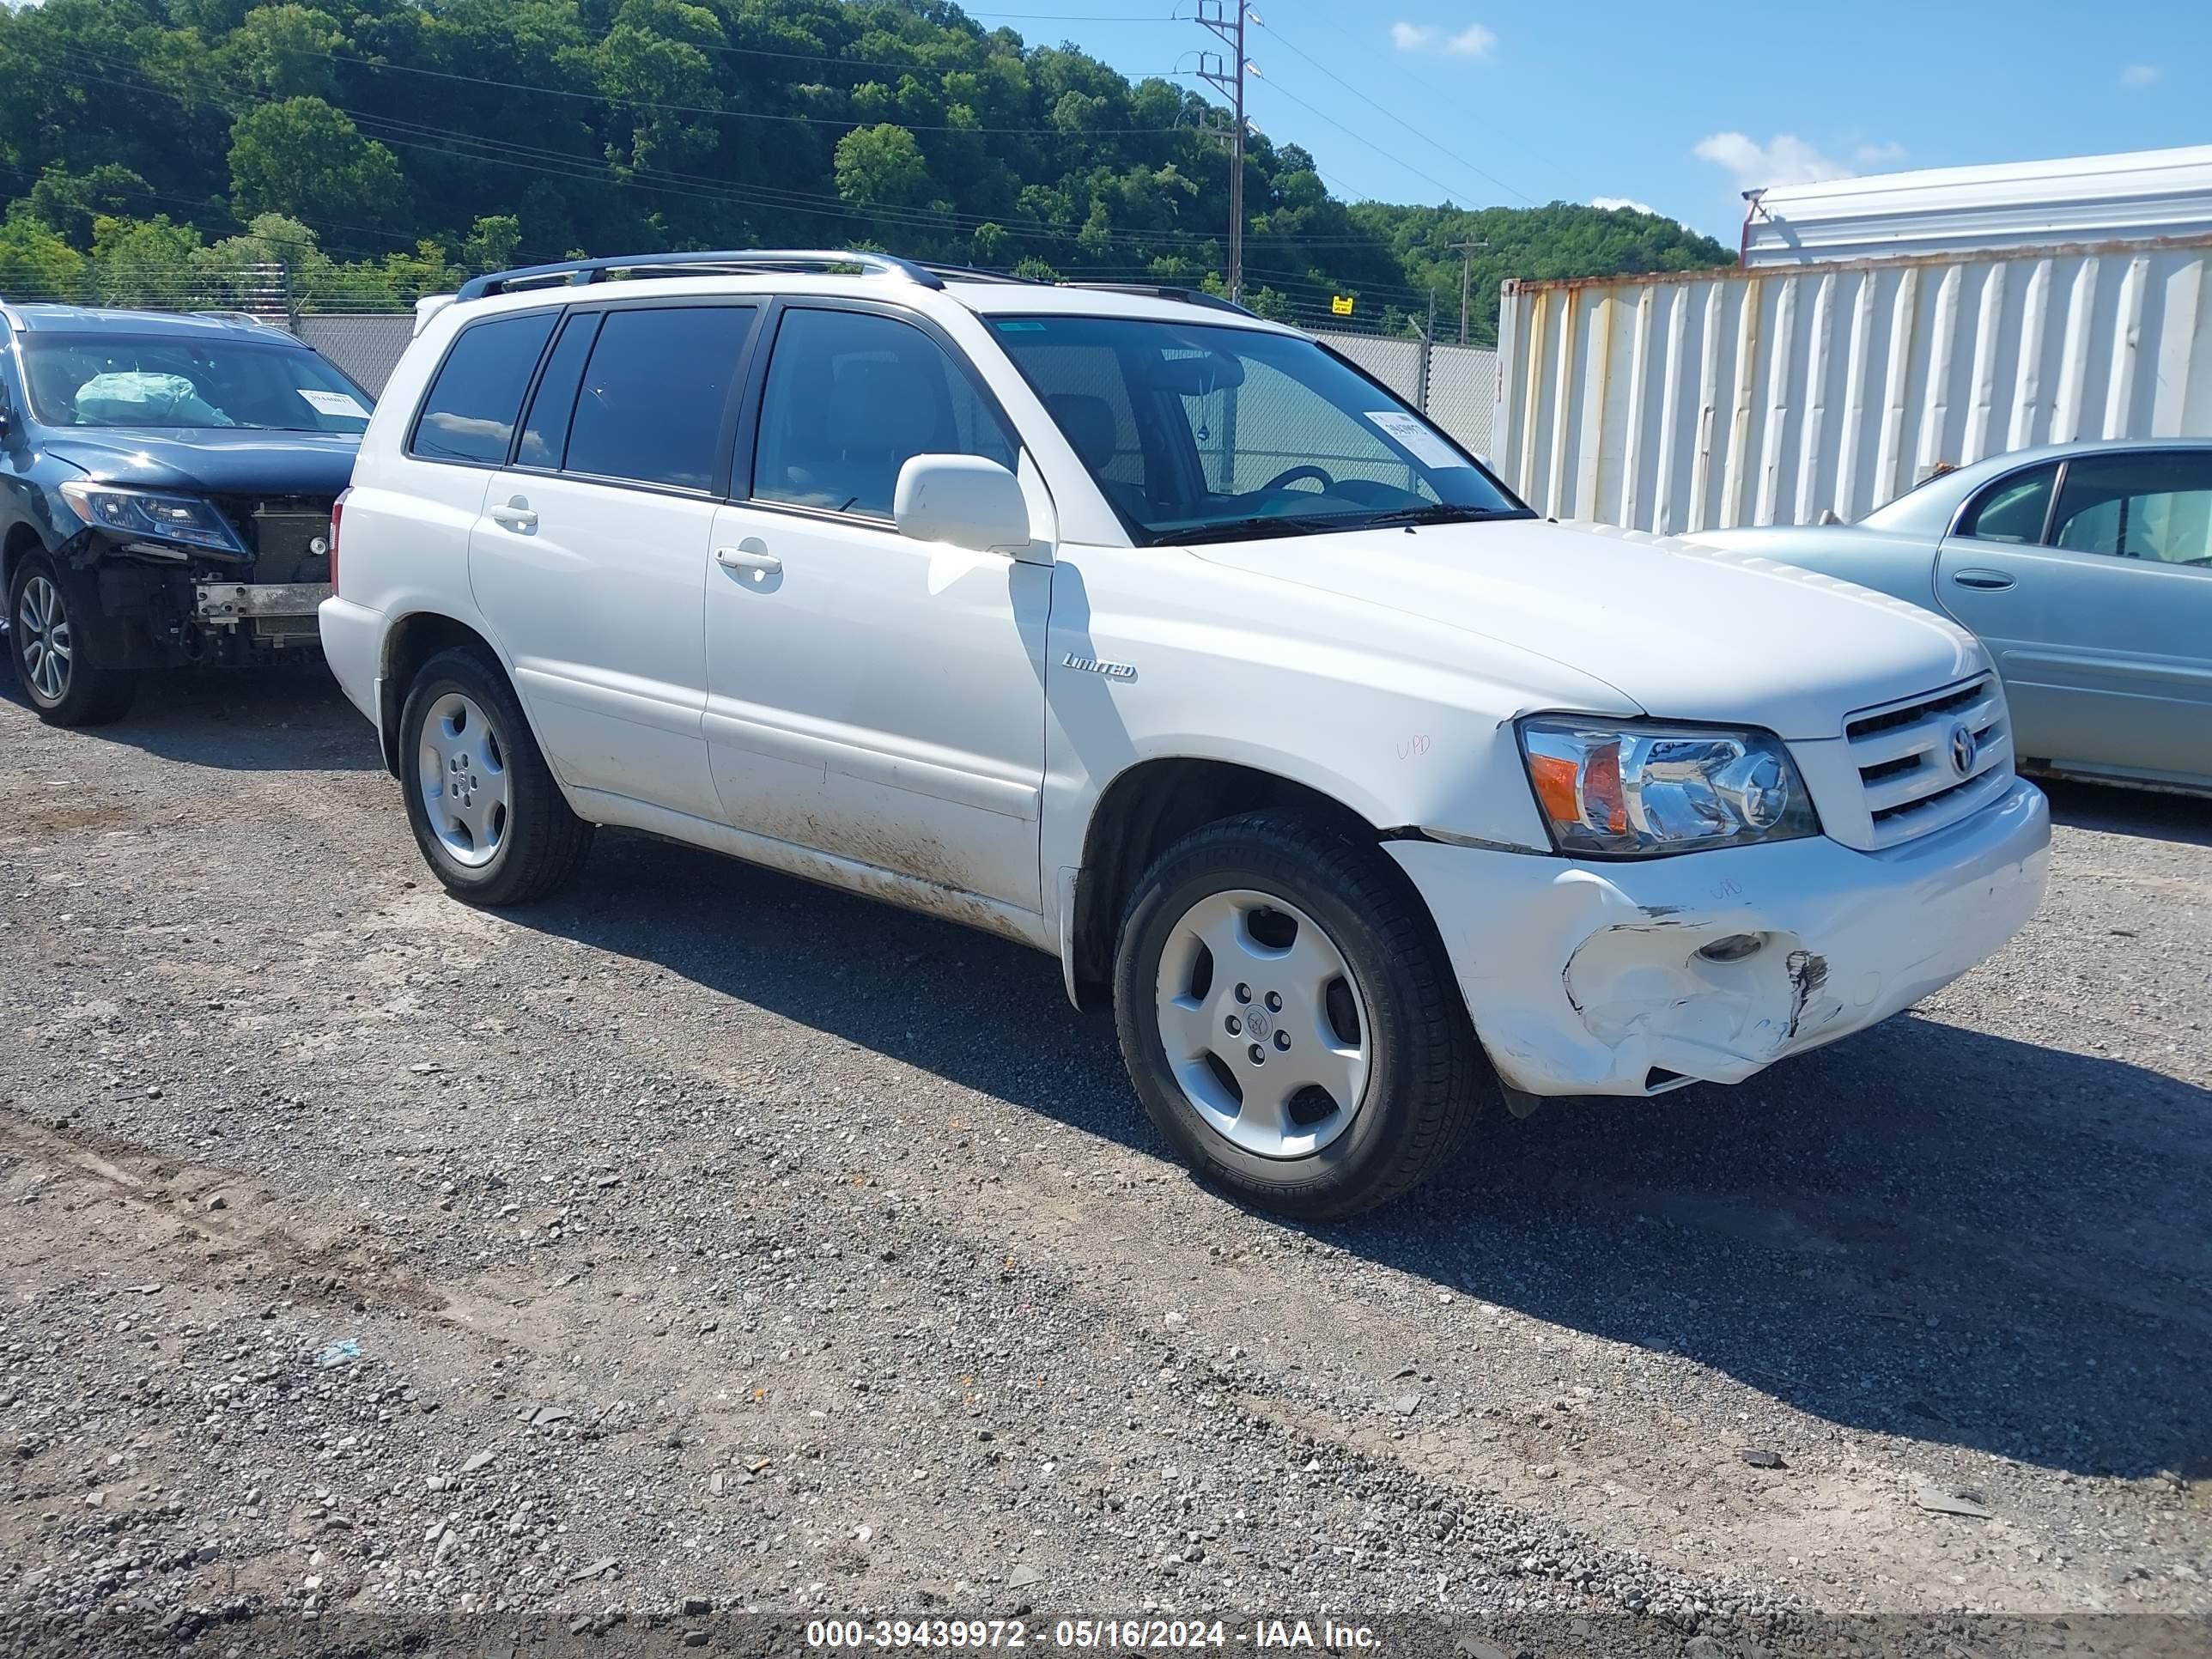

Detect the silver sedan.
[{"left": 1696, "top": 439, "right": 2212, "bottom": 798}]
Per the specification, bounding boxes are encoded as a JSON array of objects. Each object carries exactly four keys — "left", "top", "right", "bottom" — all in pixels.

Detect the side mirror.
[{"left": 893, "top": 453, "right": 1034, "bottom": 556}]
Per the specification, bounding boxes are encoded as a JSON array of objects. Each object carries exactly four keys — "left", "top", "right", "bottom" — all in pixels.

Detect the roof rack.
[
  {"left": 454, "top": 249, "right": 947, "bottom": 301},
  {"left": 1057, "top": 282, "right": 1257, "bottom": 317}
]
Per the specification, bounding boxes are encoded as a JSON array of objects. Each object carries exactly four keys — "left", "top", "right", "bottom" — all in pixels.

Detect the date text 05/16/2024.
[{"left": 804, "top": 1618, "right": 1383, "bottom": 1650}]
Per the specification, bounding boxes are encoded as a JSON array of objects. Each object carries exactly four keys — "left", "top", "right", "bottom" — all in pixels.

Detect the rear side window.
[
  {"left": 1959, "top": 464, "right": 2056, "bottom": 544},
  {"left": 515, "top": 313, "right": 599, "bottom": 471},
  {"left": 564, "top": 306, "right": 755, "bottom": 491},
  {"left": 409, "top": 312, "right": 557, "bottom": 465},
  {"left": 2051, "top": 453, "right": 2212, "bottom": 567}
]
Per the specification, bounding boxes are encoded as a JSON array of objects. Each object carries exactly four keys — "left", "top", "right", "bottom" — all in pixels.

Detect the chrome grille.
[{"left": 1844, "top": 674, "right": 2012, "bottom": 848}]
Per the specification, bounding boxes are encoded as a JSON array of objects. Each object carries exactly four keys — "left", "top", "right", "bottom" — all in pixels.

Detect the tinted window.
[
  {"left": 564, "top": 306, "right": 754, "bottom": 491},
  {"left": 2051, "top": 453, "right": 2212, "bottom": 568},
  {"left": 753, "top": 308, "right": 1017, "bottom": 520},
  {"left": 410, "top": 312, "right": 557, "bottom": 464},
  {"left": 1960, "top": 464, "right": 2056, "bottom": 544},
  {"left": 515, "top": 313, "right": 599, "bottom": 471},
  {"left": 991, "top": 314, "right": 1524, "bottom": 544}
]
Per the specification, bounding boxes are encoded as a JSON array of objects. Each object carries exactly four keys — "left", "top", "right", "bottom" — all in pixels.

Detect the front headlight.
[
  {"left": 58, "top": 482, "right": 245, "bottom": 554},
  {"left": 1518, "top": 716, "right": 1820, "bottom": 858}
]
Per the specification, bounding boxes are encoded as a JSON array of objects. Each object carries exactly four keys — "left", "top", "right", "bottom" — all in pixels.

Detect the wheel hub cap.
[
  {"left": 1153, "top": 889, "right": 1371, "bottom": 1159},
  {"left": 16, "top": 575, "right": 70, "bottom": 703},
  {"left": 417, "top": 692, "right": 511, "bottom": 867}
]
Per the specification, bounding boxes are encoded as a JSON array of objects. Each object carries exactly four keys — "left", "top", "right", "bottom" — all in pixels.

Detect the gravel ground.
[{"left": 0, "top": 666, "right": 2206, "bottom": 1657}]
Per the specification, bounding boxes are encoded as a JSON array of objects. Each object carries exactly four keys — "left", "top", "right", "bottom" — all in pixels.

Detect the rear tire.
[
  {"left": 8, "top": 551, "right": 137, "bottom": 726},
  {"left": 1113, "top": 809, "right": 1490, "bottom": 1219},
  {"left": 398, "top": 647, "right": 592, "bottom": 905}
]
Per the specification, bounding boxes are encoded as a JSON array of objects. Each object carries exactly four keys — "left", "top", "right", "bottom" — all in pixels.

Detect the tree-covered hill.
[{"left": 0, "top": 0, "right": 1729, "bottom": 338}]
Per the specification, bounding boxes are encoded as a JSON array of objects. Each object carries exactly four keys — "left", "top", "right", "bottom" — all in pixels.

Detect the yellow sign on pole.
[{"left": 1329, "top": 295, "right": 1354, "bottom": 316}]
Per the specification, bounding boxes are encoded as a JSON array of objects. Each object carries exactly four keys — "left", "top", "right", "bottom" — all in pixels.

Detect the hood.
[
  {"left": 1190, "top": 518, "right": 1988, "bottom": 740},
  {"left": 39, "top": 428, "right": 360, "bottom": 497}
]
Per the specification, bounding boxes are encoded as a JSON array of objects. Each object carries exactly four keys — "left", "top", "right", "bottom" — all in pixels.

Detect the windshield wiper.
[
  {"left": 1353, "top": 503, "right": 1533, "bottom": 530},
  {"left": 1148, "top": 513, "right": 1365, "bottom": 546}
]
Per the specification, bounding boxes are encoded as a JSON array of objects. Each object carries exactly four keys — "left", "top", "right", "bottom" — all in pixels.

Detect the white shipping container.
[{"left": 1494, "top": 236, "right": 2212, "bottom": 535}]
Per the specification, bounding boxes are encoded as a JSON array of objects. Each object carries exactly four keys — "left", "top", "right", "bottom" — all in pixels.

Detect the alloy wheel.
[
  {"left": 416, "top": 691, "right": 511, "bottom": 867},
  {"left": 1152, "top": 888, "right": 1371, "bottom": 1158},
  {"left": 16, "top": 574, "right": 70, "bottom": 703}
]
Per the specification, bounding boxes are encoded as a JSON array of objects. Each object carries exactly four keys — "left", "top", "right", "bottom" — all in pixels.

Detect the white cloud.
[
  {"left": 1590, "top": 196, "right": 1659, "bottom": 216},
  {"left": 1695, "top": 131, "right": 1861, "bottom": 189},
  {"left": 2120, "top": 63, "right": 2162, "bottom": 87},
  {"left": 1852, "top": 140, "right": 1907, "bottom": 167},
  {"left": 1389, "top": 21, "right": 1498, "bottom": 57}
]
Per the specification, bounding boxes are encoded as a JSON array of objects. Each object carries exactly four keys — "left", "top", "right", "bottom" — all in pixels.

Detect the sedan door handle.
[
  {"left": 715, "top": 542, "right": 781, "bottom": 582},
  {"left": 1951, "top": 568, "right": 2014, "bottom": 591},
  {"left": 489, "top": 495, "right": 538, "bottom": 532}
]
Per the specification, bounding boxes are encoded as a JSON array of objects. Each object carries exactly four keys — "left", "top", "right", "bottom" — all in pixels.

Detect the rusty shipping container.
[{"left": 1493, "top": 234, "right": 2212, "bottom": 535}]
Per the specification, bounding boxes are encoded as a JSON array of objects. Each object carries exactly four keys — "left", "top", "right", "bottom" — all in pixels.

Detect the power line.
[{"left": 1249, "top": 16, "right": 1540, "bottom": 208}]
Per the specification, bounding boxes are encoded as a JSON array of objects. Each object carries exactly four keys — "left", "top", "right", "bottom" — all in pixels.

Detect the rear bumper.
[
  {"left": 318, "top": 595, "right": 384, "bottom": 731},
  {"left": 1387, "top": 778, "right": 2051, "bottom": 1097}
]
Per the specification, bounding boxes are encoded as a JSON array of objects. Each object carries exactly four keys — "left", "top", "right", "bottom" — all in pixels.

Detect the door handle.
[
  {"left": 1951, "top": 568, "right": 2014, "bottom": 591},
  {"left": 489, "top": 495, "right": 537, "bottom": 532},
  {"left": 715, "top": 540, "right": 781, "bottom": 582}
]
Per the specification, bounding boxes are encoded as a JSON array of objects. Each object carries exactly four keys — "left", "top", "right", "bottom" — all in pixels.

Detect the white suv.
[{"left": 321, "top": 250, "right": 2051, "bottom": 1218}]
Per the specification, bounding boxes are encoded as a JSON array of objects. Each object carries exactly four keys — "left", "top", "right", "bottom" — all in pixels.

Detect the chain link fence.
[{"left": 292, "top": 314, "right": 416, "bottom": 399}]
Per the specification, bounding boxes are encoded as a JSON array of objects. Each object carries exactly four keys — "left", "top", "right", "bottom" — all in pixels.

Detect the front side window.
[
  {"left": 1958, "top": 464, "right": 2056, "bottom": 544},
  {"left": 988, "top": 314, "right": 1527, "bottom": 544},
  {"left": 21, "top": 334, "right": 372, "bottom": 433},
  {"left": 2051, "top": 453, "right": 2212, "bottom": 568},
  {"left": 409, "top": 311, "right": 558, "bottom": 465},
  {"left": 752, "top": 307, "right": 1018, "bottom": 520},
  {"left": 563, "top": 305, "right": 756, "bottom": 491}
]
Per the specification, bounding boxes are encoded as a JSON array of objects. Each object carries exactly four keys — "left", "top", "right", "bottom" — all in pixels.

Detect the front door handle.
[
  {"left": 489, "top": 495, "right": 538, "bottom": 532},
  {"left": 715, "top": 540, "right": 781, "bottom": 583},
  {"left": 1951, "top": 568, "right": 2014, "bottom": 591}
]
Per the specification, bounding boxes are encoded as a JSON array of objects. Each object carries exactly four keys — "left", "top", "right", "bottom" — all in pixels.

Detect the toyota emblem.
[{"left": 1948, "top": 721, "right": 1978, "bottom": 776}]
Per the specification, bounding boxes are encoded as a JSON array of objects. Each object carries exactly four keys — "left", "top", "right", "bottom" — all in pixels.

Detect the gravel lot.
[{"left": 1, "top": 665, "right": 2206, "bottom": 1656}]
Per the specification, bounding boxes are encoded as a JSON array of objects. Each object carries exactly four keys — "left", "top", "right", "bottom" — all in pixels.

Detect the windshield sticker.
[
  {"left": 1364, "top": 410, "right": 1466, "bottom": 468},
  {"left": 298, "top": 388, "right": 370, "bottom": 418},
  {"left": 994, "top": 319, "right": 1048, "bottom": 331}
]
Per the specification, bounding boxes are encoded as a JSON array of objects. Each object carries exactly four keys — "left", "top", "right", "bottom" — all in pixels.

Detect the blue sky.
[{"left": 963, "top": 0, "right": 2211, "bottom": 240}]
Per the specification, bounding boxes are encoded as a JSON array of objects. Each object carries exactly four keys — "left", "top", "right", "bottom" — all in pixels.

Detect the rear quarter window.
[{"left": 408, "top": 311, "right": 559, "bottom": 465}]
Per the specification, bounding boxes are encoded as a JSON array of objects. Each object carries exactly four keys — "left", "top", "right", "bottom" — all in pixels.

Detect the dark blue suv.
[{"left": 0, "top": 303, "right": 372, "bottom": 725}]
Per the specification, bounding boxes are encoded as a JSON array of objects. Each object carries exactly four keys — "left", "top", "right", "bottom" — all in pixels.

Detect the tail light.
[{"left": 328, "top": 489, "right": 349, "bottom": 596}]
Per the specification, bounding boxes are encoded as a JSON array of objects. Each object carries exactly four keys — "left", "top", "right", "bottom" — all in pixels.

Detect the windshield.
[
  {"left": 989, "top": 314, "right": 1528, "bottom": 544},
  {"left": 20, "top": 334, "right": 373, "bottom": 434}
]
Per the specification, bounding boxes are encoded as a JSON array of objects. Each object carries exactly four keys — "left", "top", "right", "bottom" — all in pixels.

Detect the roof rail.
[
  {"left": 454, "top": 249, "right": 947, "bottom": 301},
  {"left": 0, "top": 298, "right": 22, "bottom": 332},
  {"left": 1057, "top": 282, "right": 1257, "bottom": 317},
  {"left": 193, "top": 309, "right": 289, "bottom": 331}
]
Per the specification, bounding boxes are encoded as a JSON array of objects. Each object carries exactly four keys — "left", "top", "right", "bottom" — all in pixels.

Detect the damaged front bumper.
[{"left": 1387, "top": 778, "right": 2051, "bottom": 1097}]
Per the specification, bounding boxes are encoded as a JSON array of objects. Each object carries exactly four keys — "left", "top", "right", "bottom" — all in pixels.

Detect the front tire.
[
  {"left": 398, "top": 647, "right": 592, "bottom": 905},
  {"left": 1113, "top": 810, "right": 1489, "bottom": 1220},
  {"left": 8, "top": 551, "right": 137, "bottom": 726}
]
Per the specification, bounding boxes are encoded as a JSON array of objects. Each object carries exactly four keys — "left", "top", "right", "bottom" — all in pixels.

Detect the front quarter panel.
[{"left": 1039, "top": 542, "right": 1644, "bottom": 884}]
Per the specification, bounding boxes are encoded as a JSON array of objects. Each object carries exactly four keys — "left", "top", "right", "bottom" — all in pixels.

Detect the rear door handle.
[
  {"left": 1951, "top": 568, "right": 2014, "bottom": 591},
  {"left": 489, "top": 495, "right": 538, "bottom": 532},
  {"left": 715, "top": 541, "right": 781, "bottom": 582}
]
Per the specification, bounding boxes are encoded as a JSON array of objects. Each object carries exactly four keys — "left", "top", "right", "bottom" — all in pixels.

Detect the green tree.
[
  {"left": 228, "top": 98, "right": 410, "bottom": 234},
  {"left": 0, "top": 208, "right": 90, "bottom": 301},
  {"left": 90, "top": 216, "right": 204, "bottom": 307},
  {"left": 461, "top": 216, "right": 524, "bottom": 273},
  {"left": 222, "top": 3, "right": 345, "bottom": 101},
  {"left": 28, "top": 166, "right": 155, "bottom": 252},
  {"left": 834, "top": 123, "right": 932, "bottom": 210}
]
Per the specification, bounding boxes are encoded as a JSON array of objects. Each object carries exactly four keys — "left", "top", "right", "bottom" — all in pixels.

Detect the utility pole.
[
  {"left": 1196, "top": 2, "right": 1250, "bottom": 302},
  {"left": 1448, "top": 239, "right": 1488, "bottom": 346}
]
